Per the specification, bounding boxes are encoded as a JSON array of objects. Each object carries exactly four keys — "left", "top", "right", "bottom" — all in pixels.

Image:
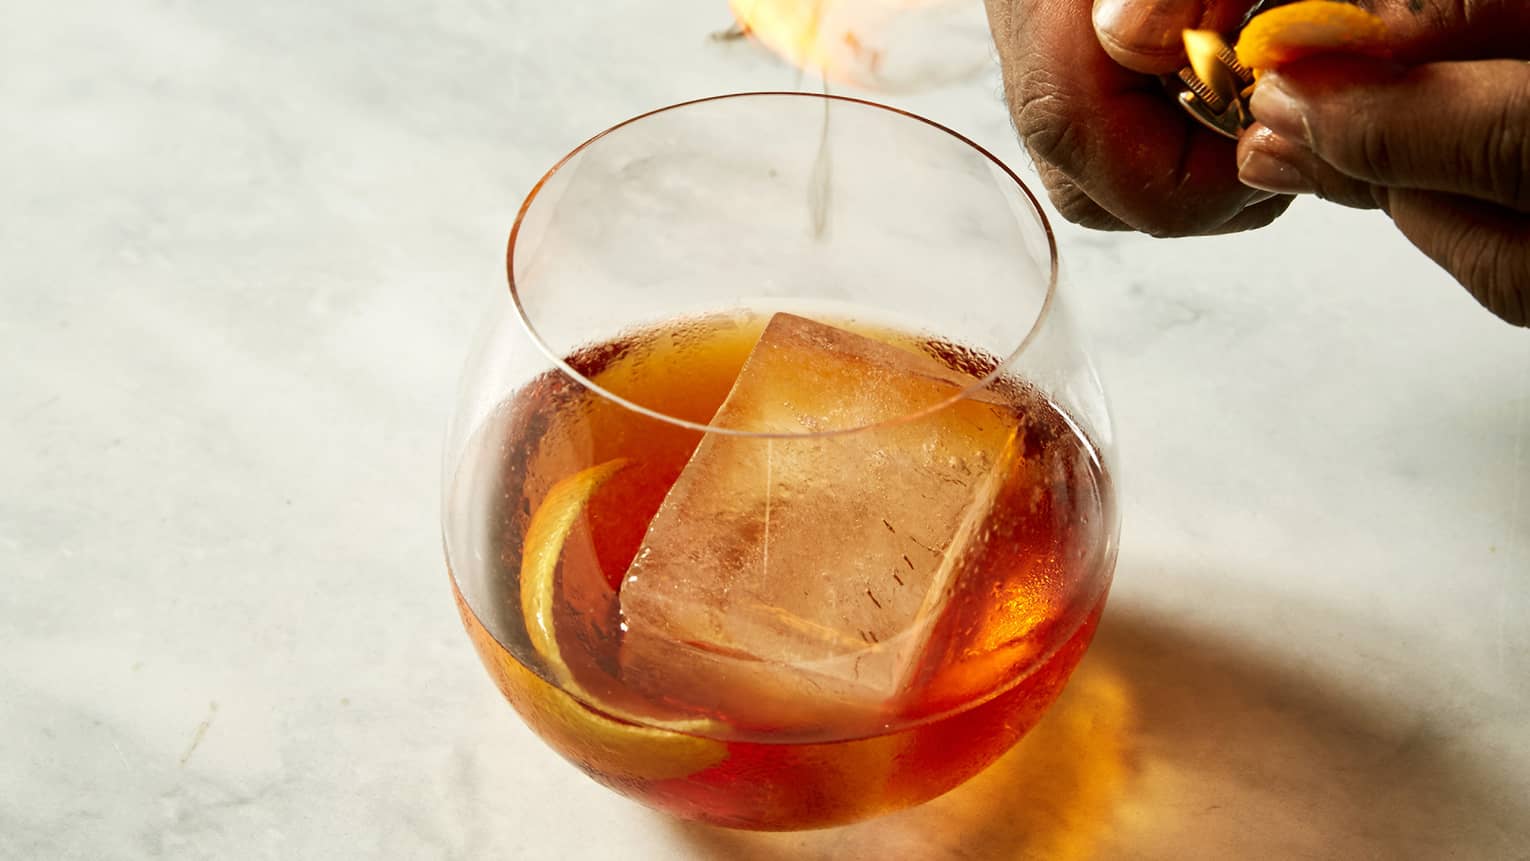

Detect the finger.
[
  {"left": 1383, "top": 188, "right": 1530, "bottom": 326},
  {"left": 1091, "top": 0, "right": 1258, "bottom": 74},
  {"left": 1361, "top": 0, "right": 1530, "bottom": 64},
  {"left": 1039, "top": 155, "right": 1285, "bottom": 233},
  {"left": 1251, "top": 57, "right": 1530, "bottom": 212},
  {"left": 1237, "top": 123, "right": 1383, "bottom": 210},
  {"left": 1205, "top": 192, "right": 1294, "bottom": 234},
  {"left": 986, "top": 0, "right": 1274, "bottom": 236},
  {"left": 1036, "top": 162, "right": 1134, "bottom": 231}
]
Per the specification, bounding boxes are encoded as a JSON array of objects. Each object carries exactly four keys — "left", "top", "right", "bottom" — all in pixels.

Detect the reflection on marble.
[
  {"left": 677, "top": 643, "right": 1132, "bottom": 860},
  {"left": 3, "top": 0, "right": 1528, "bottom": 857},
  {"left": 676, "top": 606, "right": 1530, "bottom": 859}
]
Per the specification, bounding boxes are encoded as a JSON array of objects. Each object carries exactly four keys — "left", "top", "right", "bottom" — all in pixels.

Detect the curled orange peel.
[
  {"left": 1235, "top": 1, "right": 1389, "bottom": 74},
  {"left": 506, "top": 458, "right": 726, "bottom": 780}
]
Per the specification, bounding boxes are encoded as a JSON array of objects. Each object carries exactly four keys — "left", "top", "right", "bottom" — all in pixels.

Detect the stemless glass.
[{"left": 442, "top": 93, "right": 1119, "bottom": 831}]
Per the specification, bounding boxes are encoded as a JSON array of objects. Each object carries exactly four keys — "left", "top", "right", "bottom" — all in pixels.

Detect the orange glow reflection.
[{"left": 675, "top": 659, "right": 1135, "bottom": 858}]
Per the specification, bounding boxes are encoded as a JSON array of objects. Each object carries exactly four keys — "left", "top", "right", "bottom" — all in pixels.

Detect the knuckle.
[
  {"left": 1046, "top": 178, "right": 1121, "bottom": 230},
  {"left": 1485, "top": 74, "right": 1530, "bottom": 211},
  {"left": 1349, "top": 118, "right": 1399, "bottom": 185},
  {"left": 1044, "top": 175, "right": 1091, "bottom": 219},
  {"left": 1007, "top": 66, "right": 1085, "bottom": 172},
  {"left": 1449, "top": 224, "right": 1530, "bottom": 327}
]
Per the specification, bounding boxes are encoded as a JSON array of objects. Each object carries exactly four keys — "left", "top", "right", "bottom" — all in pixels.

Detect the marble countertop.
[{"left": 5, "top": 1, "right": 1528, "bottom": 857}]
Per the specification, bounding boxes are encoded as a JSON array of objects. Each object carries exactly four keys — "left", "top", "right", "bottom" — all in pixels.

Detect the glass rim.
[{"left": 505, "top": 91, "right": 1060, "bottom": 440}]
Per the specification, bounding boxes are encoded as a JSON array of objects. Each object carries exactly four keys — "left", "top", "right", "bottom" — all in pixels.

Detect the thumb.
[
  {"left": 1249, "top": 56, "right": 1530, "bottom": 213},
  {"left": 1092, "top": 0, "right": 1257, "bottom": 74}
]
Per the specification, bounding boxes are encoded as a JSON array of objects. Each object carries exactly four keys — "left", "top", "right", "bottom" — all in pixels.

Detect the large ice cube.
[{"left": 617, "top": 313, "right": 1020, "bottom": 732}]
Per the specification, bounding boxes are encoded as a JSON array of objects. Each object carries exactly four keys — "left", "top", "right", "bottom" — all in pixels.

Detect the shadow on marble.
[{"left": 668, "top": 607, "right": 1530, "bottom": 859}]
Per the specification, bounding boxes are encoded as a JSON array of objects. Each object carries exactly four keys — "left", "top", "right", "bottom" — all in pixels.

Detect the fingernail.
[
  {"left": 1250, "top": 75, "right": 1312, "bottom": 145},
  {"left": 1093, "top": 0, "right": 1187, "bottom": 59},
  {"left": 1239, "top": 149, "right": 1314, "bottom": 195}
]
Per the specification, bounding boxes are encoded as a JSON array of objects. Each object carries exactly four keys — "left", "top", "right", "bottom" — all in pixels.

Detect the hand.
[
  {"left": 1235, "top": 3, "right": 1530, "bottom": 326},
  {"left": 983, "top": 0, "right": 1289, "bottom": 236}
]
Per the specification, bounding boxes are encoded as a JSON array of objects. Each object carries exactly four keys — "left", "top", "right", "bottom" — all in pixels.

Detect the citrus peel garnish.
[
  {"left": 502, "top": 458, "right": 726, "bottom": 780},
  {"left": 455, "top": 585, "right": 728, "bottom": 782},
  {"left": 520, "top": 458, "right": 629, "bottom": 689},
  {"left": 1235, "top": 0, "right": 1388, "bottom": 74}
]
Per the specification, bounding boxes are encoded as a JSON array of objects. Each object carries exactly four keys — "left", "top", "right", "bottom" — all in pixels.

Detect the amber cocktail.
[{"left": 443, "top": 93, "right": 1118, "bottom": 831}]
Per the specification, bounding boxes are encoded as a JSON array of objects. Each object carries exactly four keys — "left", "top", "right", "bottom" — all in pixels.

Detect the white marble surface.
[{"left": 4, "top": 2, "right": 1529, "bottom": 858}]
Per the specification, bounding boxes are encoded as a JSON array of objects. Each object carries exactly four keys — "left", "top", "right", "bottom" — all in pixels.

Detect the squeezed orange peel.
[
  {"left": 504, "top": 458, "right": 726, "bottom": 780},
  {"left": 1234, "top": 0, "right": 1389, "bottom": 74}
]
